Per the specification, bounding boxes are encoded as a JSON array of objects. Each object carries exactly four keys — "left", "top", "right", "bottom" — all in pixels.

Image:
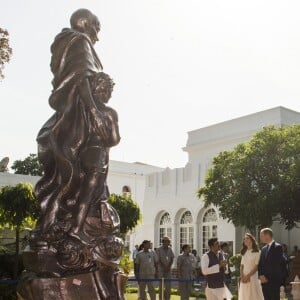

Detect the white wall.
[
  {"left": 142, "top": 107, "right": 300, "bottom": 257},
  {"left": 0, "top": 172, "right": 40, "bottom": 187}
]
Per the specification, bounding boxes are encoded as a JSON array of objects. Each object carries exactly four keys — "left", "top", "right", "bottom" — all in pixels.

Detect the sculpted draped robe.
[{"left": 35, "top": 28, "right": 119, "bottom": 234}]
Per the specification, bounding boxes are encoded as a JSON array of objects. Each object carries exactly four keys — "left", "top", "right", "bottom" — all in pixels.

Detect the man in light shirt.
[
  {"left": 177, "top": 244, "right": 195, "bottom": 300},
  {"left": 133, "top": 244, "right": 139, "bottom": 261},
  {"left": 135, "top": 240, "right": 158, "bottom": 300},
  {"left": 201, "top": 238, "right": 232, "bottom": 300},
  {"left": 156, "top": 237, "right": 174, "bottom": 300}
]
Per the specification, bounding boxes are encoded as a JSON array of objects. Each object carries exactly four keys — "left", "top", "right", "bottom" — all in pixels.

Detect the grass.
[{"left": 125, "top": 293, "right": 202, "bottom": 300}]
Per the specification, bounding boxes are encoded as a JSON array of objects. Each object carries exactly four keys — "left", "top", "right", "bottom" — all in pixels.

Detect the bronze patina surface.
[{"left": 17, "top": 9, "right": 125, "bottom": 299}]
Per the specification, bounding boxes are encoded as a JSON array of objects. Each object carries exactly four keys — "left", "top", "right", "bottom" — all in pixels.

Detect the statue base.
[
  {"left": 17, "top": 232, "right": 126, "bottom": 300},
  {"left": 17, "top": 269, "right": 127, "bottom": 300}
]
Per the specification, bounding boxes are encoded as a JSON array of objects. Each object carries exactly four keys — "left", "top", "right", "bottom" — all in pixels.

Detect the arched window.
[
  {"left": 179, "top": 211, "right": 193, "bottom": 251},
  {"left": 122, "top": 185, "right": 131, "bottom": 198},
  {"left": 159, "top": 213, "right": 172, "bottom": 245},
  {"left": 202, "top": 208, "right": 218, "bottom": 254}
]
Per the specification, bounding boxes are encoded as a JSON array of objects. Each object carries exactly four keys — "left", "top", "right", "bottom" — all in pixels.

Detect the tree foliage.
[
  {"left": 0, "top": 183, "right": 39, "bottom": 230},
  {"left": 108, "top": 193, "right": 141, "bottom": 235},
  {"left": 0, "top": 28, "right": 12, "bottom": 80},
  {"left": 11, "top": 153, "right": 43, "bottom": 176},
  {"left": 198, "top": 125, "right": 300, "bottom": 231},
  {"left": 0, "top": 183, "right": 39, "bottom": 278}
]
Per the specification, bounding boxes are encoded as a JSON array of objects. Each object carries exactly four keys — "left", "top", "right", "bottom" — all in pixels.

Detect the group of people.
[
  {"left": 132, "top": 227, "right": 288, "bottom": 300},
  {"left": 132, "top": 237, "right": 230, "bottom": 300},
  {"left": 199, "top": 228, "right": 288, "bottom": 300},
  {"left": 133, "top": 238, "right": 175, "bottom": 300}
]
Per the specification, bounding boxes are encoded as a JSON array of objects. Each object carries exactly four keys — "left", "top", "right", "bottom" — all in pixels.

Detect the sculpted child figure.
[{"left": 70, "top": 71, "right": 121, "bottom": 244}]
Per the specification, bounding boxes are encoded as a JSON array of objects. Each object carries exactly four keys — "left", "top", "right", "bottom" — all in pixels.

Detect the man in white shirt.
[
  {"left": 132, "top": 245, "right": 139, "bottom": 261},
  {"left": 201, "top": 238, "right": 232, "bottom": 300},
  {"left": 132, "top": 244, "right": 139, "bottom": 279}
]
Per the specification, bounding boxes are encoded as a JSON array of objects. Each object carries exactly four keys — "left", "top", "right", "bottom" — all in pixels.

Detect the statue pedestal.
[
  {"left": 17, "top": 269, "right": 127, "bottom": 300},
  {"left": 17, "top": 271, "right": 102, "bottom": 300},
  {"left": 17, "top": 239, "right": 126, "bottom": 300}
]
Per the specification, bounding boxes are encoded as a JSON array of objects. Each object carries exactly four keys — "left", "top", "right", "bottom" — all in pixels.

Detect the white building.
[
  {"left": 0, "top": 161, "right": 162, "bottom": 248},
  {"left": 141, "top": 106, "right": 300, "bottom": 257},
  {"left": 1, "top": 106, "right": 300, "bottom": 256}
]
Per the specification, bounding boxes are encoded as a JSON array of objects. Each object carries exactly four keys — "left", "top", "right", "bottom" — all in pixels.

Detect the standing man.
[
  {"left": 220, "top": 242, "right": 231, "bottom": 287},
  {"left": 258, "top": 228, "right": 286, "bottom": 300},
  {"left": 135, "top": 240, "right": 158, "bottom": 300},
  {"left": 156, "top": 237, "right": 174, "bottom": 300},
  {"left": 132, "top": 244, "right": 139, "bottom": 261},
  {"left": 132, "top": 244, "right": 139, "bottom": 278},
  {"left": 177, "top": 244, "right": 195, "bottom": 300},
  {"left": 191, "top": 249, "right": 201, "bottom": 279},
  {"left": 201, "top": 238, "right": 232, "bottom": 300}
]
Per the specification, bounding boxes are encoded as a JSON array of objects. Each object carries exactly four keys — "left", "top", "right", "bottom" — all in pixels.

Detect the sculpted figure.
[{"left": 34, "top": 9, "right": 120, "bottom": 242}]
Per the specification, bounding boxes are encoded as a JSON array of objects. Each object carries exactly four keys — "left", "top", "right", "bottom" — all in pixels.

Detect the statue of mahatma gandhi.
[{"left": 17, "top": 9, "right": 126, "bottom": 300}]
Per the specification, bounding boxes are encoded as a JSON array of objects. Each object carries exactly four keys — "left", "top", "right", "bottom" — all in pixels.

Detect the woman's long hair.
[{"left": 241, "top": 233, "right": 259, "bottom": 255}]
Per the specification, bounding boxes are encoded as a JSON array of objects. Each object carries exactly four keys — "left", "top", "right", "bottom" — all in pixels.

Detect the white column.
[
  {"left": 172, "top": 222, "right": 178, "bottom": 258},
  {"left": 193, "top": 222, "right": 199, "bottom": 252}
]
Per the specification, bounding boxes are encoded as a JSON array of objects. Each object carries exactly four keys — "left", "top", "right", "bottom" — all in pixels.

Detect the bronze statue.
[{"left": 18, "top": 9, "right": 125, "bottom": 300}]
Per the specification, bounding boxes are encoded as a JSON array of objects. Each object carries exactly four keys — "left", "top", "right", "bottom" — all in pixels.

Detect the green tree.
[
  {"left": 0, "top": 28, "right": 12, "bottom": 80},
  {"left": 108, "top": 193, "right": 141, "bottom": 235},
  {"left": 11, "top": 153, "right": 43, "bottom": 176},
  {"left": 108, "top": 194, "right": 141, "bottom": 275},
  {"left": 0, "top": 183, "right": 39, "bottom": 278},
  {"left": 197, "top": 125, "right": 300, "bottom": 232}
]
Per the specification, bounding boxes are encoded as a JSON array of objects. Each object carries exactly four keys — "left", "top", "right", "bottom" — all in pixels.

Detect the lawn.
[
  {"left": 124, "top": 294, "right": 288, "bottom": 300},
  {"left": 125, "top": 294, "right": 202, "bottom": 300}
]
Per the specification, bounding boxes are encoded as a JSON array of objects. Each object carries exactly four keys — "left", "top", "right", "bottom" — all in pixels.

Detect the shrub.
[{"left": 229, "top": 253, "right": 242, "bottom": 278}]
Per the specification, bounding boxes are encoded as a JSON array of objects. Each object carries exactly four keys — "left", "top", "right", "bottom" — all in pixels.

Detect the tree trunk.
[{"left": 13, "top": 226, "right": 20, "bottom": 279}]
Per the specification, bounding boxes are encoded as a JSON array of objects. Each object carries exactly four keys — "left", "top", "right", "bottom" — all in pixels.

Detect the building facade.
[{"left": 141, "top": 106, "right": 300, "bottom": 257}]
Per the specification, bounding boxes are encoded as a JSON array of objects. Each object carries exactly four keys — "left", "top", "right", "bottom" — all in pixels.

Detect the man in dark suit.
[{"left": 258, "top": 228, "right": 286, "bottom": 300}]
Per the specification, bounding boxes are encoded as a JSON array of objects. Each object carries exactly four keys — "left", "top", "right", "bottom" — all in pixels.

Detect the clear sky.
[{"left": 1, "top": 0, "right": 300, "bottom": 169}]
